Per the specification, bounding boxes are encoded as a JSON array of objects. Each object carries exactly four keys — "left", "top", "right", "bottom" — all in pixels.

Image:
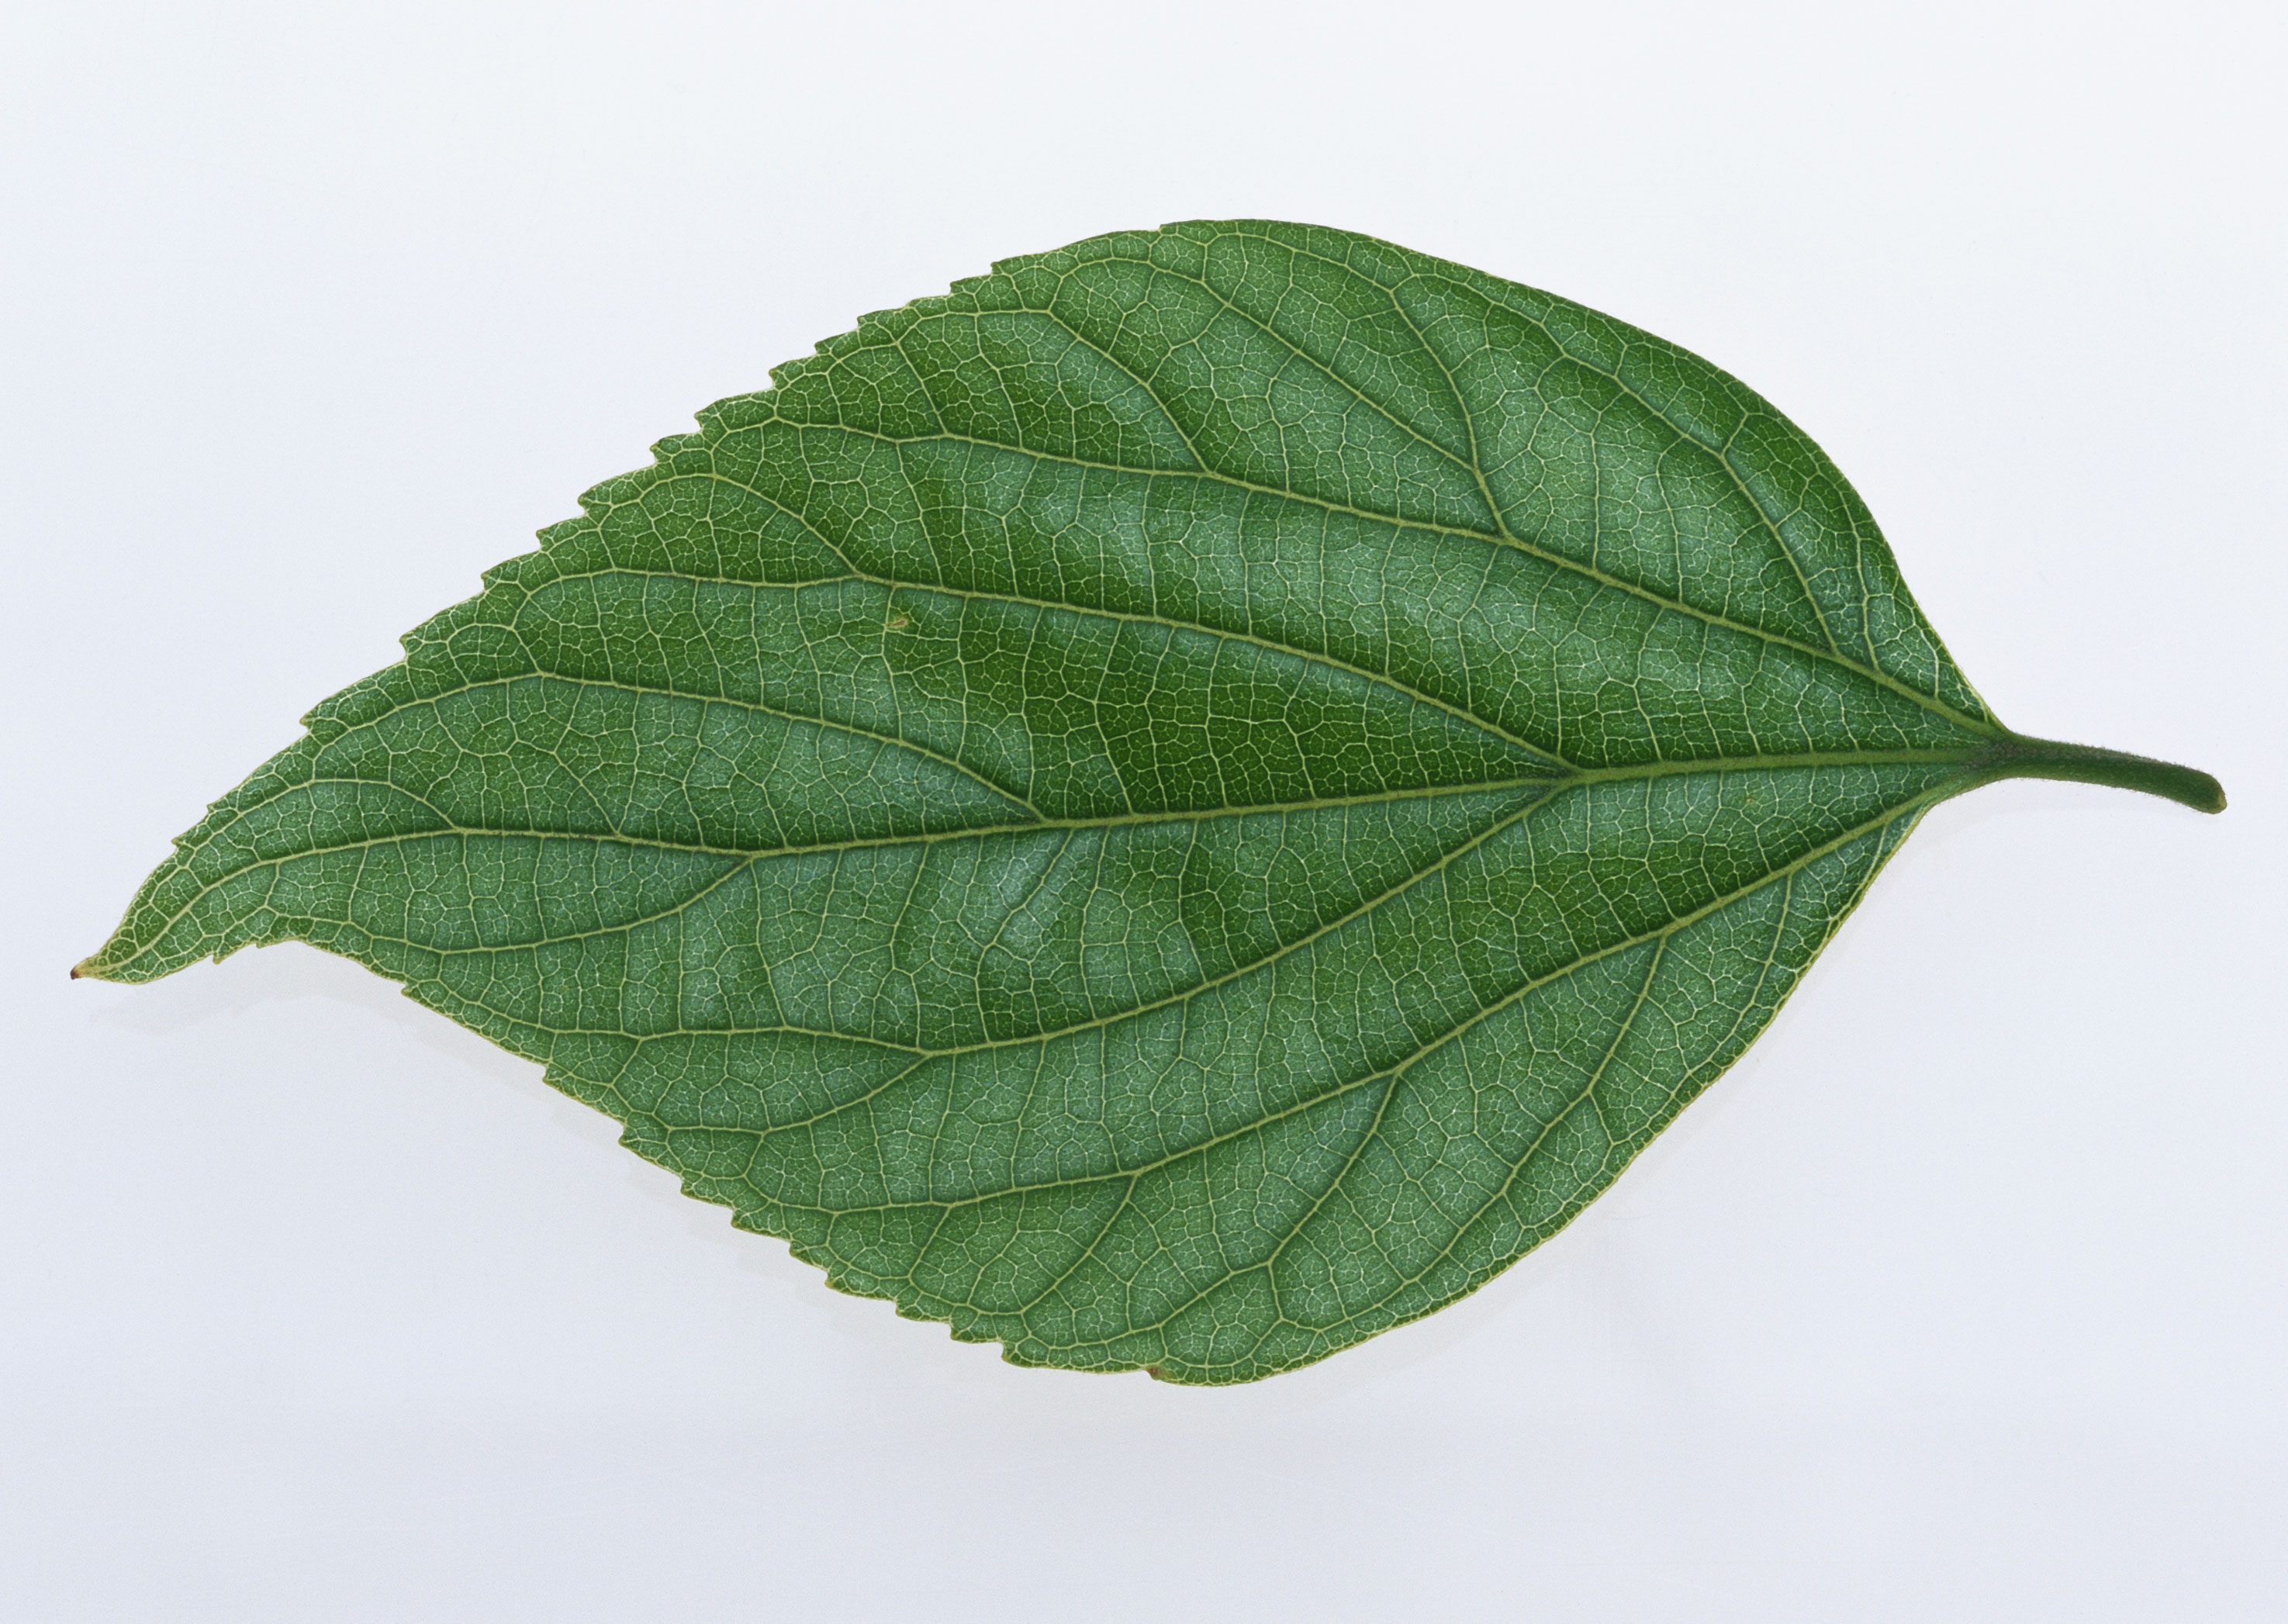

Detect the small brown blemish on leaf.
[{"left": 885, "top": 614, "right": 911, "bottom": 631}]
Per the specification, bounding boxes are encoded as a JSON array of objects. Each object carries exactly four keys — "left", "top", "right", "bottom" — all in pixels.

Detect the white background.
[{"left": 4, "top": 2, "right": 2281, "bottom": 1618}]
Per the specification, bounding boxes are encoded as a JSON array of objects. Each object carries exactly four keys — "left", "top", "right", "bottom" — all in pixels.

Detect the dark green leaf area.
[
  {"left": 560, "top": 784, "right": 1927, "bottom": 1382},
  {"left": 89, "top": 221, "right": 2035, "bottom": 1381}
]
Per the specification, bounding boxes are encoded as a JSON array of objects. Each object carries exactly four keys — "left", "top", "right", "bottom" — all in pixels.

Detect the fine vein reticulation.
[{"left": 81, "top": 221, "right": 2222, "bottom": 1383}]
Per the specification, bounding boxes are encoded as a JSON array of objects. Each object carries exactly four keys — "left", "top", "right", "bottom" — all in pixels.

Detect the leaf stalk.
[{"left": 1962, "top": 736, "right": 2225, "bottom": 814}]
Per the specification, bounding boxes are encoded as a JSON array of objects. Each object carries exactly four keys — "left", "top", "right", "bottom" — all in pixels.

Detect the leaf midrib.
[
  {"left": 130, "top": 746, "right": 1980, "bottom": 890},
  {"left": 467, "top": 755, "right": 1941, "bottom": 1090},
  {"left": 106, "top": 765, "right": 1960, "bottom": 1145}
]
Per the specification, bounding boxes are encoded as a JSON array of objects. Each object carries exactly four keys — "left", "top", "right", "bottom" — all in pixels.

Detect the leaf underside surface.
[{"left": 83, "top": 221, "right": 2221, "bottom": 1383}]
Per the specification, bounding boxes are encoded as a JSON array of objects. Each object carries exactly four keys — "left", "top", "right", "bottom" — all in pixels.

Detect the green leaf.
[{"left": 79, "top": 221, "right": 2222, "bottom": 1384}]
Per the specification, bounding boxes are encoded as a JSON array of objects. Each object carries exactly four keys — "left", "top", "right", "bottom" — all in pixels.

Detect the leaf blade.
[{"left": 82, "top": 220, "right": 2216, "bottom": 1381}]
